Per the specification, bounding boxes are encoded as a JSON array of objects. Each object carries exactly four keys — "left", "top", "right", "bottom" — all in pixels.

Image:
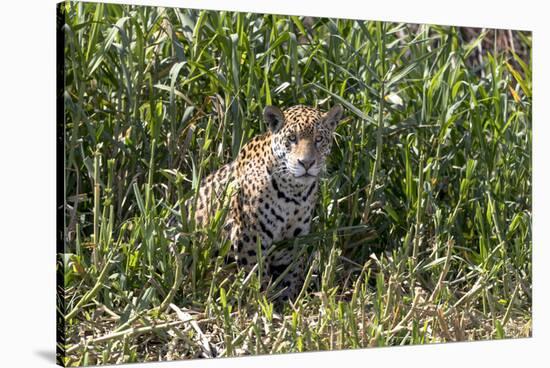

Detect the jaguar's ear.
[
  {"left": 263, "top": 105, "right": 285, "bottom": 133},
  {"left": 322, "top": 104, "right": 344, "bottom": 130}
]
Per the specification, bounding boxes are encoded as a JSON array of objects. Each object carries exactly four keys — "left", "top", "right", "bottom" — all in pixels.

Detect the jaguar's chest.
[{"left": 240, "top": 171, "right": 317, "bottom": 242}]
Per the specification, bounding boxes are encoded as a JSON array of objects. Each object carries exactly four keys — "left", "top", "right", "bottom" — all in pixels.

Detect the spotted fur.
[{"left": 188, "top": 104, "right": 343, "bottom": 301}]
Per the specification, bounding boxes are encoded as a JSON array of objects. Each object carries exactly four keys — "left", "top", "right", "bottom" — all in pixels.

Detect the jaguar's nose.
[{"left": 298, "top": 158, "right": 315, "bottom": 171}]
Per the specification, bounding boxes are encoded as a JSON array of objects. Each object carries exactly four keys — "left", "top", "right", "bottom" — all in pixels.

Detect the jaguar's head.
[{"left": 264, "top": 104, "right": 344, "bottom": 185}]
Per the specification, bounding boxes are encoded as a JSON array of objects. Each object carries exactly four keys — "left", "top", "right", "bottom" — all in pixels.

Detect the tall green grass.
[{"left": 59, "top": 1, "right": 531, "bottom": 365}]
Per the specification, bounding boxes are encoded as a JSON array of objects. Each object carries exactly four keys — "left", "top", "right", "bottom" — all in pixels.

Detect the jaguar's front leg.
[{"left": 266, "top": 247, "right": 306, "bottom": 303}]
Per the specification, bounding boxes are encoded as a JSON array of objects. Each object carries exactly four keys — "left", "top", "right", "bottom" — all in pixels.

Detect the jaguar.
[{"left": 182, "top": 104, "right": 343, "bottom": 302}]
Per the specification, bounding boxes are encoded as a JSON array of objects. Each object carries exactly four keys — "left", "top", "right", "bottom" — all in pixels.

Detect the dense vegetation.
[{"left": 59, "top": 1, "right": 532, "bottom": 365}]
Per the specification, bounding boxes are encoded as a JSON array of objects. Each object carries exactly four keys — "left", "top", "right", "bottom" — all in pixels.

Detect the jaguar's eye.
[
  {"left": 315, "top": 136, "right": 323, "bottom": 143},
  {"left": 288, "top": 134, "right": 297, "bottom": 143}
]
